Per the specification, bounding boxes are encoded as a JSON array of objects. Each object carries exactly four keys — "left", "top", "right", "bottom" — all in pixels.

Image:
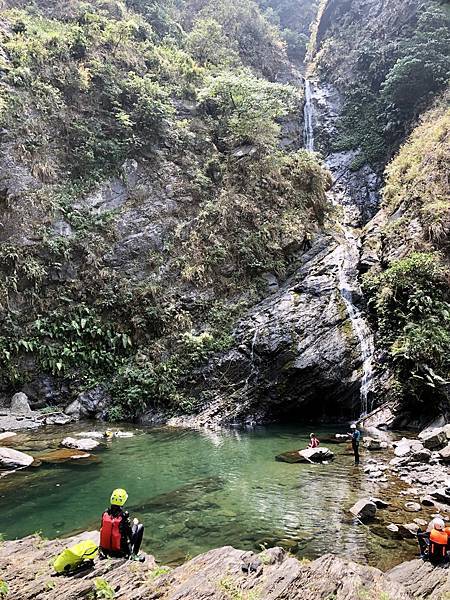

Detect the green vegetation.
[
  {"left": 314, "top": 0, "right": 450, "bottom": 166},
  {"left": 363, "top": 96, "right": 450, "bottom": 408},
  {"left": 382, "top": 93, "right": 450, "bottom": 248},
  {"left": 258, "top": 0, "right": 319, "bottom": 63},
  {"left": 147, "top": 565, "right": 171, "bottom": 580},
  {"left": 0, "top": 0, "right": 331, "bottom": 419},
  {"left": 89, "top": 578, "right": 115, "bottom": 600},
  {"left": 218, "top": 577, "right": 260, "bottom": 600},
  {"left": 364, "top": 253, "right": 450, "bottom": 406},
  {"left": 0, "top": 579, "right": 8, "bottom": 599}
]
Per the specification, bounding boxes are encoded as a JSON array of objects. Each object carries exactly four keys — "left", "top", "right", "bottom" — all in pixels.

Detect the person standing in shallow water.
[
  {"left": 308, "top": 433, "right": 320, "bottom": 448},
  {"left": 349, "top": 424, "right": 361, "bottom": 465}
]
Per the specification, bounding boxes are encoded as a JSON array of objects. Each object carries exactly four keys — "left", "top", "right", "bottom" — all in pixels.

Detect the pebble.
[{"left": 405, "top": 502, "right": 422, "bottom": 512}]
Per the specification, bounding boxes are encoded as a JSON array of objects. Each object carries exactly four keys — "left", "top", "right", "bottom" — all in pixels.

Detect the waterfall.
[
  {"left": 303, "top": 79, "right": 315, "bottom": 151},
  {"left": 303, "top": 78, "right": 374, "bottom": 415},
  {"left": 335, "top": 228, "right": 375, "bottom": 415}
]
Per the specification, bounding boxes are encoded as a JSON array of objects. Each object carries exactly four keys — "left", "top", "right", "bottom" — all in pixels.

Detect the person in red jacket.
[
  {"left": 308, "top": 433, "right": 320, "bottom": 448},
  {"left": 100, "top": 488, "right": 145, "bottom": 561}
]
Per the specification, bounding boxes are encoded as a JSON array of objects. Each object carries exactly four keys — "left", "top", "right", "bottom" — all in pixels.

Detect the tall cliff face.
[
  {"left": 361, "top": 95, "right": 450, "bottom": 420},
  {"left": 0, "top": 0, "right": 334, "bottom": 419},
  {"left": 309, "top": 0, "right": 449, "bottom": 422},
  {"left": 310, "top": 0, "right": 449, "bottom": 168},
  {"left": 0, "top": 0, "right": 447, "bottom": 426}
]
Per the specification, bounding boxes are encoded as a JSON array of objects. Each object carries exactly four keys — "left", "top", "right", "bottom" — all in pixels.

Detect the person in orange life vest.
[
  {"left": 308, "top": 433, "right": 320, "bottom": 449},
  {"left": 100, "top": 488, "right": 145, "bottom": 561},
  {"left": 429, "top": 518, "right": 448, "bottom": 563},
  {"left": 417, "top": 517, "right": 446, "bottom": 558}
]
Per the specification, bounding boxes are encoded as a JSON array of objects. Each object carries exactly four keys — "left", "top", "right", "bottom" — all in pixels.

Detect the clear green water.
[{"left": 0, "top": 424, "right": 417, "bottom": 568}]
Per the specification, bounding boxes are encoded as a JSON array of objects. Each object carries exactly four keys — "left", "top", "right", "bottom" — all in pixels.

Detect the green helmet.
[{"left": 110, "top": 488, "right": 128, "bottom": 506}]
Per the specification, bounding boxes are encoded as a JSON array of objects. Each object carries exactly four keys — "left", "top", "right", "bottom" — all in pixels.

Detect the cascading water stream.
[
  {"left": 303, "top": 79, "right": 374, "bottom": 415},
  {"left": 303, "top": 80, "right": 315, "bottom": 151}
]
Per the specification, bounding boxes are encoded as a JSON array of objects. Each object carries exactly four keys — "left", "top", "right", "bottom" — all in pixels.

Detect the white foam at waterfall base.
[{"left": 302, "top": 79, "right": 375, "bottom": 416}]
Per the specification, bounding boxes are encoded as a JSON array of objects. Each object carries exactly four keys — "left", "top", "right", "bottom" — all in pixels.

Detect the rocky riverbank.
[
  {"left": 1, "top": 531, "right": 449, "bottom": 600},
  {"left": 346, "top": 421, "right": 450, "bottom": 540}
]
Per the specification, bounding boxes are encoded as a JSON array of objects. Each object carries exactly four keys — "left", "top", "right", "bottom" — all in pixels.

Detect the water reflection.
[{"left": 0, "top": 424, "right": 418, "bottom": 568}]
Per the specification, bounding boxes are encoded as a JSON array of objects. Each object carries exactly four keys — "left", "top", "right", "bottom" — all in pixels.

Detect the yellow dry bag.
[{"left": 53, "top": 539, "right": 98, "bottom": 574}]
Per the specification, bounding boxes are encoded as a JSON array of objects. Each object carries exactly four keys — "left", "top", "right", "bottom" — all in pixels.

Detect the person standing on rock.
[
  {"left": 308, "top": 433, "right": 320, "bottom": 449},
  {"left": 99, "top": 488, "right": 145, "bottom": 562},
  {"left": 349, "top": 424, "right": 361, "bottom": 465}
]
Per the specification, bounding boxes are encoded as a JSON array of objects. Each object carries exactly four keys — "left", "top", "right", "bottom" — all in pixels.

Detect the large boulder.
[
  {"left": 0, "top": 447, "right": 34, "bottom": 469},
  {"left": 65, "top": 387, "right": 110, "bottom": 420},
  {"left": 445, "top": 424, "right": 450, "bottom": 440},
  {"left": 298, "top": 447, "right": 334, "bottom": 462},
  {"left": 276, "top": 447, "right": 334, "bottom": 463},
  {"left": 419, "top": 428, "right": 447, "bottom": 450},
  {"left": 349, "top": 498, "right": 377, "bottom": 520},
  {"left": 61, "top": 437, "right": 100, "bottom": 451},
  {"left": 10, "top": 392, "right": 32, "bottom": 414},
  {"left": 389, "top": 556, "right": 450, "bottom": 597}
]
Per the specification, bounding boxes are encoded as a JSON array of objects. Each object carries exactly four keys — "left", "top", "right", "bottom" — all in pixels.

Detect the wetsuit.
[
  {"left": 352, "top": 430, "right": 361, "bottom": 465},
  {"left": 100, "top": 506, "right": 144, "bottom": 557}
]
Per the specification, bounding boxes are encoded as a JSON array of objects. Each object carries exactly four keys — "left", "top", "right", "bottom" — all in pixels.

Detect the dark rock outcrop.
[{"left": 167, "top": 235, "right": 367, "bottom": 427}]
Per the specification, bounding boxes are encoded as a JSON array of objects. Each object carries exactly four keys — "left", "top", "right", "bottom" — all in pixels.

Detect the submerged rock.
[
  {"left": 60, "top": 437, "right": 100, "bottom": 451},
  {"left": 429, "top": 488, "right": 450, "bottom": 505},
  {"left": 37, "top": 448, "right": 97, "bottom": 464},
  {"left": 74, "top": 431, "right": 105, "bottom": 439},
  {"left": 0, "top": 431, "right": 17, "bottom": 443},
  {"left": 0, "top": 447, "right": 34, "bottom": 468}
]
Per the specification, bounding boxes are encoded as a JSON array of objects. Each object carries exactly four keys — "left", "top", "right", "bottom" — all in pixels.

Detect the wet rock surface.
[
  {"left": 3, "top": 532, "right": 448, "bottom": 599},
  {"left": 61, "top": 437, "right": 100, "bottom": 451},
  {"left": 350, "top": 498, "right": 377, "bottom": 520},
  {"left": 167, "top": 235, "right": 367, "bottom": 427},
  {"left": 36, "top": 448, "right": 96, "bottom": 464},
  {"left": 0, "top": 446, "right": 34, "bottom": 469},
  {"left": 275, "top": 446, "right": 334, "bottom": 463}
]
